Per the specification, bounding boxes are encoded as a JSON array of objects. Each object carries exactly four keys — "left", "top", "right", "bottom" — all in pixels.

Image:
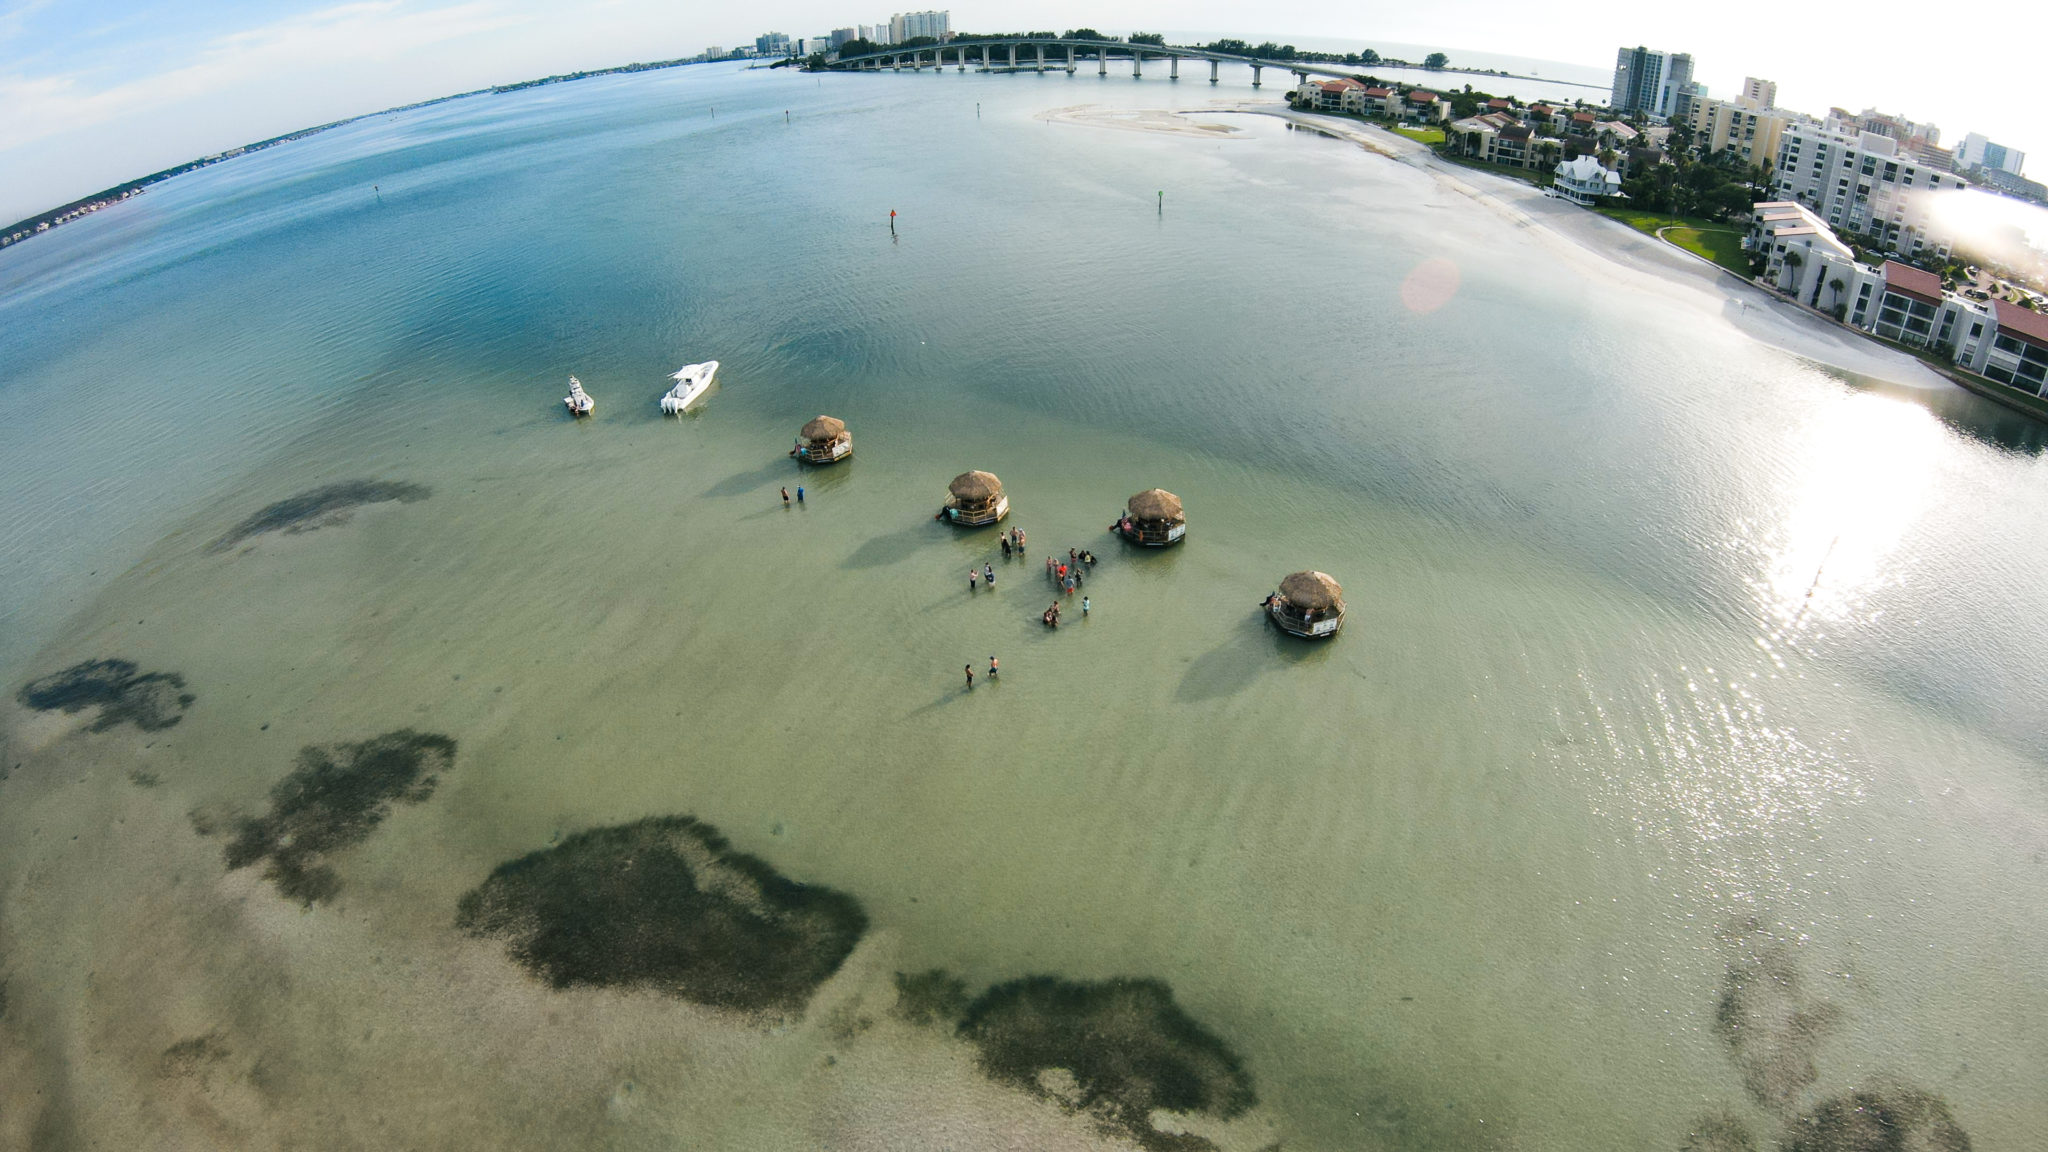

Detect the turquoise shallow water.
[{"left": 2, "top": 61, "right": 2046, "bottom": 1151}]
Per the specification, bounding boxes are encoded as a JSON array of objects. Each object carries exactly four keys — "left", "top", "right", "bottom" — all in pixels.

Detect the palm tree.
[{"left": 1828, "top": 277, "right": 1846, "bottom": 308}]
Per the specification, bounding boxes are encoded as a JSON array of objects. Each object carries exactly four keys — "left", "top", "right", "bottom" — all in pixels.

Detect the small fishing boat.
[
  {"left": 660, "top": 360, "right": 719, "bottom": 415},
  {"left": 792, "top": 415, "right": 852, "bottom": 463},
  {"left": 1113, "top": 488, "right": 1186, "bottom": 546},
  {"left": 938, "top": 471, "right": 1009, "bottom": 526},
  {"left": 563, "top": 376, "right": 594, "bottom": 416},
  {"left": 1265, "top": 571, "right": 1345, "bottom": 639}
]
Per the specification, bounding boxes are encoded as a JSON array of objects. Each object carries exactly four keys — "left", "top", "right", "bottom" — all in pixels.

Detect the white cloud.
[{"left": 0, "top": 1, "right": 523, "bottom": 155}]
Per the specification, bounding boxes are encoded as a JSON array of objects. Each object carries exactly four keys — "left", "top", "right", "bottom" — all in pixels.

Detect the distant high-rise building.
[
  {"left": 859, "top": 24, "right": 880, "bottom": 42},
  {"left": 830, "top": 28, "right": 857, "bottom": 48},
  {"left": 1740, "top": 77, "right": 1777, "bottom": 109},
  {"left": 1674, "top": 81, "right": 1707, "bottom": 120},
  {"left": 1610, "top": 46, "right": 1694, "bottom": 120},
  {"left": 1957, "top": 132, "right": 2026, "bottom": 177},
  {"left": 755, "top": 32, "right": 792, "bottom": 56},
  {"left": 1848, "top": 108, "right": 1938, "bottom": 148},
  {"left": 888, "top": 10, "right": 950, "bottom": 42}
]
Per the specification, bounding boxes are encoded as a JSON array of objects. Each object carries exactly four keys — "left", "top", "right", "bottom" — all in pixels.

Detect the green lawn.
[
  {"left": 1596, "top": 208, "right": 1752, "bottom": 276},
  {"left": 1391, "top": 126, "right": 1443, "bottom": 145},
  {"left": 1662, "top": 226, "right": 1752, "bottom": 276}
]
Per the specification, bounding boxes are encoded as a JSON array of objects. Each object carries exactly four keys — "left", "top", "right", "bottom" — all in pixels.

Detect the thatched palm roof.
[
  {"left": 949, "top": 471, "right": 1003, "bottom": 500},
  {"left": 1127, "top": 488, "right": 1183, "bottom": 522},
  {"left": 800, "top": 415, "right": 847, "bottom": 441},
  {"left": 1278, "top": 571, "right": 1343, "bottom": 610}
]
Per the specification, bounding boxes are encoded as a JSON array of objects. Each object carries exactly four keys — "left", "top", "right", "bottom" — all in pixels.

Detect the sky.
[{"left": 1, "top": 0, "right": 2043, "bottom": 225}]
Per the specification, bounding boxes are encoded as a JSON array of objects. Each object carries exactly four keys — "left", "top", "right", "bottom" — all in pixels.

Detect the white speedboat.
[
  {"left": 659, "top": 360, "right": 719, "bottom": 415},
  {"left": 563, "top": 376, "right": 594, "bottom": 416}
]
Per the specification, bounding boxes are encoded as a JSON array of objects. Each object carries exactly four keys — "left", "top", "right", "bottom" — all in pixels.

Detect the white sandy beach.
[{"left": 1220, "top": 105, "right": 1956, "bottom": 391}]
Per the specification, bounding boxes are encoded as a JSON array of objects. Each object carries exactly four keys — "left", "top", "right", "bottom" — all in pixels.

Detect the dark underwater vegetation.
[
  {"left": 16, "top": 658, "right": 194, "bottom": 732},
  {"left": 206, "top": 479, "right": 430, "bottom": 553},
  {"left": 219, "top": 729, "right": 457, "bottom": 904},
  {"left": 456, "top": 815, "right": 868, "bottom": 1015}
]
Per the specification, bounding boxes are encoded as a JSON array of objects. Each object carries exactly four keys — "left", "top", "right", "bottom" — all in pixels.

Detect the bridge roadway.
[{"left": 825, "top": 39, "right": 1386, "bottom": 89}]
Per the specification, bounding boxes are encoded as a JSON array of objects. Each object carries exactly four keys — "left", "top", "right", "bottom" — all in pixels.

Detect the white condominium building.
[
  {"left": 1771, "top": 123, "right": 1967, "bottom": 257},
  {"left": 1740, "top": 77, "right": 1777, "bottom": 108},
  {"left": 888, "top": 10, "right": 950, "bottom": 42}
]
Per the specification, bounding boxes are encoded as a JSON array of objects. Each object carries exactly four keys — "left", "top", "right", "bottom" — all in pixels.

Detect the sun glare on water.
[{"left": 1757, "top": 392, "right": 1944, "bottom": 639}]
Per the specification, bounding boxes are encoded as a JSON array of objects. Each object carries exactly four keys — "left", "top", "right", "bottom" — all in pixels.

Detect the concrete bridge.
[{"left": 824, "top": 38, "right": 1377, "bottom": 89}]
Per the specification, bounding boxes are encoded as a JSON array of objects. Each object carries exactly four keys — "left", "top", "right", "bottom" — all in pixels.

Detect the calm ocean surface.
[{"left": 2, "top": 59, "right": 2045, "bottom": 1151}]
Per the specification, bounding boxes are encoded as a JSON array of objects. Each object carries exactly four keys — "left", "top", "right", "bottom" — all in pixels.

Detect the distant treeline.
[{"left": 490, "top": 57, "right": 696, "bottom": 93}]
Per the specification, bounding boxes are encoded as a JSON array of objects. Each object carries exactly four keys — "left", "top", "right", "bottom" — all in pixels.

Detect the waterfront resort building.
[
  {"left": 1746, "top": 206, "right": 2022, "bottom": 379},
  {"left": 1688, "top": 97, "right": 1799, "bottom": 169},
  {"left": 1550, "top": 155, "right": 1623, "bottom": 206},
  {"left": 1296, "top": 77, "right": 1367, "bottom": 113},
  {"left": 1610, "top": 46, "right": 1694, "bottom": 120},
  {"left": 1403, "top": 90, "right": 1452, "bottom": 123},
  {"left": 1771, "top": 123, "right": 1967, "bottom": 259},
  {"left": 1750, "top": 201, "right": 1855, "bottom": 304},
  {"left": 1448, "top": 113, "right": 1549, "bottom": 170},
  {"left": 1956, "top": 302, "right": 2048, "bottom": 394}
]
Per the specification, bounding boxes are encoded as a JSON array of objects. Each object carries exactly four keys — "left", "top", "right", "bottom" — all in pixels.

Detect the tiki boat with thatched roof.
[
  {"left": 791, "top": 415, "right": 852, "bottom": 464},
  {"left": 1113, "top": 488, "right": 1186, "bottom": 546},
  {"left": 1266, "top": 571, "right": 1345, "bottom": 638},
  {"left": 939, "top": 471, "right": 1009, "bottom": 527}
]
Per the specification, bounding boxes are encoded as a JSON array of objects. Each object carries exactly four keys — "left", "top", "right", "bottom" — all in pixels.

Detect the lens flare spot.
[{"left": 1401, "top": 257, "right": 1461, "bottom": 313}]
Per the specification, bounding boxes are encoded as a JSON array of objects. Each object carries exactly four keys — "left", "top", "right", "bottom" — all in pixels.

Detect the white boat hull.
[{"left": 660, "top": 360, "right": 719, "bottom": 414}]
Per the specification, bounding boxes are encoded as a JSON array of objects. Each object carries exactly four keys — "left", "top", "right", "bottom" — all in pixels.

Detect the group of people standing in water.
[
  {"left": 964, "top": 528, "right": 1103, "bottom": 684},
  {"left": 1039, "top": 545, "right": 1095, "bottom": 627},
  {"left": 963, "top": 527, "right": 1101, "bottom": 629}
]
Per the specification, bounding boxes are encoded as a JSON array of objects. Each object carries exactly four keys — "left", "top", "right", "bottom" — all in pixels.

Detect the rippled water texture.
[{"left": 2, "top": 60, "right": 2046, "bottom": 1151}]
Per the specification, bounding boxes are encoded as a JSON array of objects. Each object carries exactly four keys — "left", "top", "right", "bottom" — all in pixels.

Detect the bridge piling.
[
  {"left": 1170, "top": 56, "right": 1179, "bottom": 80},
  {"left": 1066, "top": 45, "right": 1075, "bottom": 73},
  {"left": 1098, "top": 49, "right": 1106, "bottom": 76},
  {"left": 1035, "top": 44, "right": 1044, "bottom": 72},
  {"left": 1132, "top": 52, "right": 1142, "bottom": 78},
  {"left": 1210, "top": 59, "right": 1218, "bottom": 83},
  {"left": 1008, "top": 43, "right": 1017, "bottom": 68},
  {"left": 1251, "top": 63, "right": 1261, "bottom": 87}
]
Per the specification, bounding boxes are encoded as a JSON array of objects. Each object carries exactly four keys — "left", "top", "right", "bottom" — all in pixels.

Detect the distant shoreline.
[
  {"left": 3, "top": 44, "right": 1601, "bottom": 254},
  {"left": 0, "top": 57, "right": 712, "bottom": 253}
]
